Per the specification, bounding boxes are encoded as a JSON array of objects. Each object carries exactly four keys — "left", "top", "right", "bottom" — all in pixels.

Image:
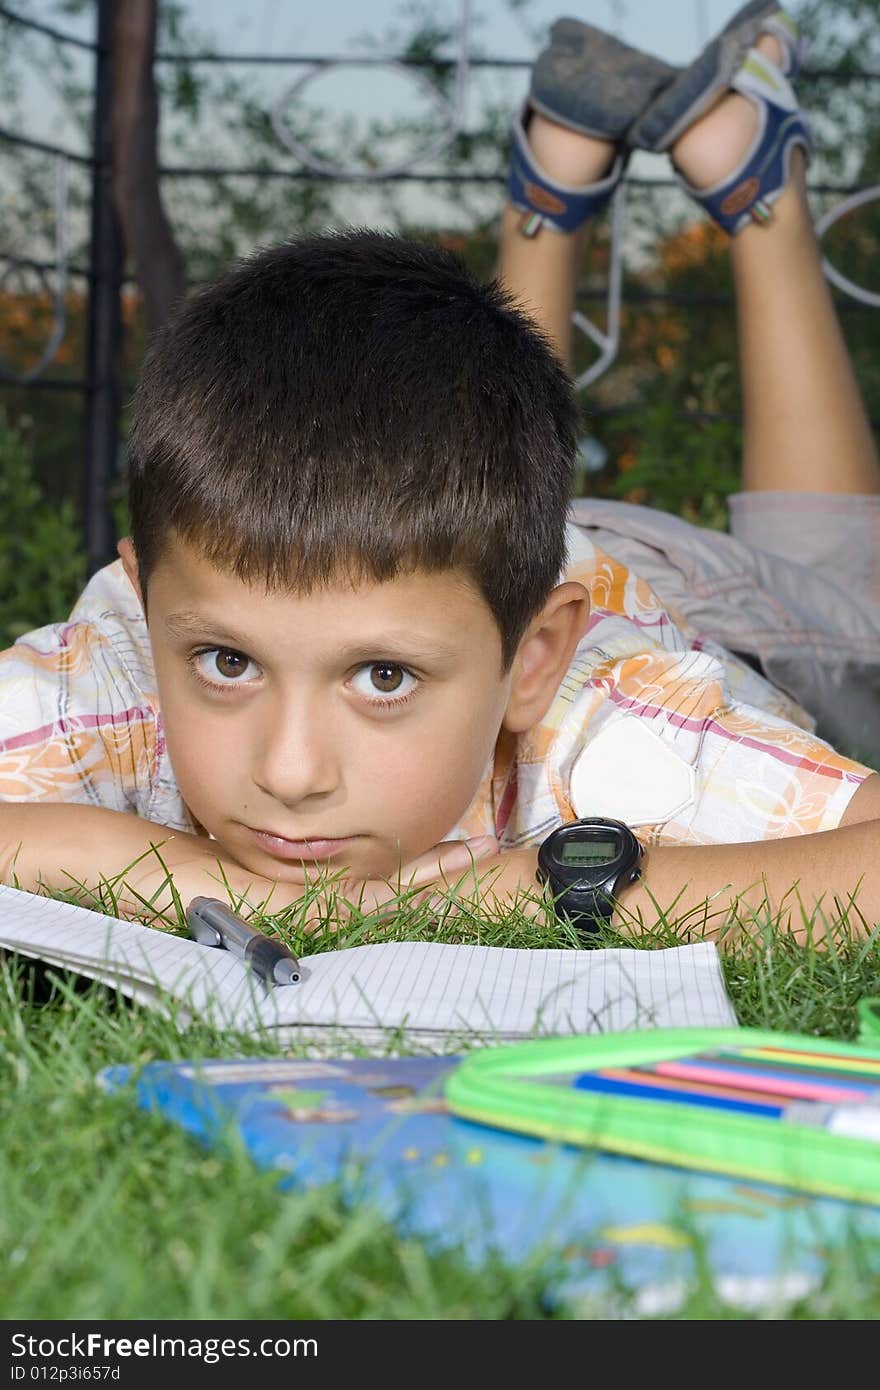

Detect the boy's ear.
[
  {"left": 503, "top": 582, "right": 590, "bottom": 734},
  {"left": 117, "top": 537, "right": 143, "bottom": 606}
]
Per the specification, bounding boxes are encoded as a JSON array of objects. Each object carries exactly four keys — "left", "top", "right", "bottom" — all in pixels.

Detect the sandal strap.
[
  {"left": 762, "top": 8, "right": 808, "bottom": 78},
  {"left": 507, "top": 107, "right": 627, "bottom": 235},
  {"left": 676, "top": 50, "right": 813, "bottom": 236}
]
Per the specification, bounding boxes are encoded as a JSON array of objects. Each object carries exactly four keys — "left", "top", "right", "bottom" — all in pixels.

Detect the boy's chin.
[{"left": 215, "top": 830, "right": 400, "bottom": 886}]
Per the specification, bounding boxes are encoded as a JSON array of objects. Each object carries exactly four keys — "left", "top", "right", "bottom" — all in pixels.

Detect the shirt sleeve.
[
  {"left": 556, "top": 643, "right": 873, "bottom": 845},
  {"left": 0, "top": 615, "right": 160, "bottom": 816},
  {"left": 504, "top": 546, "right": 875, "bottom": 849}
]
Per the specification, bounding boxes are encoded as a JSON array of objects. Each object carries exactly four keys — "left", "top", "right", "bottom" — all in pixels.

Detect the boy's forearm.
[
  {"left": 0, "top": 803, "right": 425, "bottom": 926},
  {"left": 0, "top": 802, "right": 194, "bottom": 901},
  {"left": 7, "top": 803, "right": 878, "bottom": 943},
  {"left": 614, "top": 819, "right": 880, "bottom": 942},
  {"left": 0, "top": 801, "right": 287, "bottom": 924}
]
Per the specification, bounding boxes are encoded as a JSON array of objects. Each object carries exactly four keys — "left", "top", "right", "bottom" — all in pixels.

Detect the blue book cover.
[{"left": 98, "top": 1054, "right": 880, "bottom": 1312}]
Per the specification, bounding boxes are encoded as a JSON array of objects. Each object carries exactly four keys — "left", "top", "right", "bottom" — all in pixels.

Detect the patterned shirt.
[{"left": 0, "top": 544, "right": 871, "bottom": 850}]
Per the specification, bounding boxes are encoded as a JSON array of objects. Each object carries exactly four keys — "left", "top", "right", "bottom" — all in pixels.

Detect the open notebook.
[{"left": 0, "top": 884, "right": 737, "bottom": 1047}]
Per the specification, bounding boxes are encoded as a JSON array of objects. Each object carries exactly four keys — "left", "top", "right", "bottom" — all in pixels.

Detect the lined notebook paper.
[{"left": 0, "top": 883, "right": 737, "bottom": 1046}]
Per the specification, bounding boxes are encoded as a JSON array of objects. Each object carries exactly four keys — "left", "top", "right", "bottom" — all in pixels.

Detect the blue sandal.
[
  {"left": 628, "top": 0, "right": 788, "bottom": 152},
  {"left": 508, "top": 108, "right": 627, "bottom": 236},
  {"left": 507, "top": 16, "right": 675, "bottom": 235},
  {"left": 676, "top": 47, "right": 812, "bottom": 236}
]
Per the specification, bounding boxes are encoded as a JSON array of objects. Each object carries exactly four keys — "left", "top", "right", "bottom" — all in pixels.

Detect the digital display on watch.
[
  {"left": 536, "top": 819, "right": 643, "bottom": 940},
  {"left": 558, "top": 834, "right": 619, "bottom": 867}
]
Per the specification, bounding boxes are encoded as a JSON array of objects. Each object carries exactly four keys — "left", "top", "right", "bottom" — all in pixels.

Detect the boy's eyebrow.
[
  {"left": 162, "top": 612, "right": 463, "bottom": 662},
  {"left": 334, "top": 634, "right": 462, "bottom": 664},
  {"left": 163, "top": 611, "right": 243, "bottom": 643}
]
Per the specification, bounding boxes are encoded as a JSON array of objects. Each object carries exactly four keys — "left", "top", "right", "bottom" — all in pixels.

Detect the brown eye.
[
  {"left": 214, "top": 650, "right": 250, "bottom": 679},
  {"left": 194, "top": 648, "right": 261, "bottom": 687},
  {"left": 351, "top": 661, "right": 417, "bottom": 704},
  {"left": 370, "top": 662, "right": 404, "bottom": 693}
]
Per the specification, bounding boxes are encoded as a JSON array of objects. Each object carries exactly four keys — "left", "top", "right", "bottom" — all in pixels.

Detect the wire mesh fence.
[{"left": 1, "top": 0, "right": 878, "bottom": 572}]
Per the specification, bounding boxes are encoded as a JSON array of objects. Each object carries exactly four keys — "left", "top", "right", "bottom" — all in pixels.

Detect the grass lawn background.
[{"left": 3, "top": 885, "right": 880, "bottom": 1322}]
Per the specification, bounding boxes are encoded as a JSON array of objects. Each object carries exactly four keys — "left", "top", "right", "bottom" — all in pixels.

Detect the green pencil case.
[
  {"left": 445, "top": 1028, "right": 880, "bottom": 1206},
  {"left": 858, "top": 997, "right": 880, "bottom": 1043}
]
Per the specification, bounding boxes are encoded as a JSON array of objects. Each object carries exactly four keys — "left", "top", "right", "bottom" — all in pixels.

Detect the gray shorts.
[{"left": 567, "top": 492, "right": 880, "bottom": 766}]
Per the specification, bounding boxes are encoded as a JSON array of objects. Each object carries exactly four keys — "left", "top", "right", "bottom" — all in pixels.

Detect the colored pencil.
[
  {"left": 755, "top": 1044, "right": 880, "bottom": 1068},
  {"left": 709, "top": 1049, "right": 880, "bottom": 1088},
  {"left": 597, "top": 1066, "right": 795, "bottom": 1106},
  {"left": 730, "top": 1046, "right": 880, "bottom": 1078},
  {"left": 649, "top": 1058, "right": 872, "bottom": 1104},
  {"left": 746, "top": 1044, "right": 880, "bottom": 1071},
  {"left": 565, "top": 1060, "right": 880, "bottom": 1143},
  {"left": 573, "top": 1070, "right": 780, "bottom": 1117}
]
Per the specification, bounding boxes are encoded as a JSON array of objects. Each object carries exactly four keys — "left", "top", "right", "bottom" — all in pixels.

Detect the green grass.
[{"left": 2, "top": 882, "right": 880, "bottom": 1321}]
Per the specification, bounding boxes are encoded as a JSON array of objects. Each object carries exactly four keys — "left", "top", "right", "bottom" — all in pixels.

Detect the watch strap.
[{"left": 537, "top": 819, "right": 643, "bottom": 935}]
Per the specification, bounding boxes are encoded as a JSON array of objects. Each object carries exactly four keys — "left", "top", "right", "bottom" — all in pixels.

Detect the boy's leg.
[
  {"left": 500, "top": 29, "right": 879, "bottom": 496},
  {"left": 498, "top": 16, "right": 676, "bottom": 368},
  {"left": 497, "top": 119, "right": 614, "bottom": 370},
  {"left": 496, "top": 21, "right": 880, "bottom": 760},
  {"left": 672, "top": 35, "right": 880, "bottom": 496},
  {"left": 665, "top": 28, "right": 880, "bottom": 764}
]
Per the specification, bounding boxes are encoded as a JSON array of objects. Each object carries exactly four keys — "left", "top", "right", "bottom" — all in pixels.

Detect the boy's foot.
[
  {"left": 670, "top": 27, "right": 812, "bottom": 234},
  {"left": 528, "top": 16, "right": 677, "bottom": 144},
  {"left": 672, "top": 31, "right": 784, "bottom": 190},
  {"left": 628, "top": 1, "right": 791, "bottom": 152},
  {"left": 508, "top": 113, "right": 623, "bottom": 237},
  {"left": 507, "top": 17, "right": 676, "bottom": 236}
]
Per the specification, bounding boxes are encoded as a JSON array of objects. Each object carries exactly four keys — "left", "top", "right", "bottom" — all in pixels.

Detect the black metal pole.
[{"left": 82, "top": 0, "right": 123, "bottom": 576}]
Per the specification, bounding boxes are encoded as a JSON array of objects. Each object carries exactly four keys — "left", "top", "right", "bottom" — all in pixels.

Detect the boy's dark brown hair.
[{"left": 127, "top": 228, "right": 578, "bottom": 667}]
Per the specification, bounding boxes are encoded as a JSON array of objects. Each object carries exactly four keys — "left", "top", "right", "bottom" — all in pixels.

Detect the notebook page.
[
  {"left": 256, "top": 939, "right": 737, "bottom": 1042},
  {"left": 0, "top": 884, "right": 261, "bottom": 1026},
  {"left": 0, "top": 884, "right": 738, "bottom": 1044}
]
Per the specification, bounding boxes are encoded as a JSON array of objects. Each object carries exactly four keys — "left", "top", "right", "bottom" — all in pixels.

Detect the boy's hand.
[
  {"left": 355, "top": 838, "right": 547, "bottom": 923},
  {"left": 123, "top": 830, "right": 545, "bottom": 928},
  {"left": 0, "top": 808, "right": 321, "bottom": 925},
  {"left": 0, "top": 803, "right": 508, "bottom": 928},
  {"left": 0, "top": 801, "right": 543, "bottom": 931},
  {"left": 114, "top": 827, "right": 508, "bottom": 927}
]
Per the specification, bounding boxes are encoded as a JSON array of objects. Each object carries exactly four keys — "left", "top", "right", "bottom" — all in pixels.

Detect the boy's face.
[{"left": 123, "top": 534, "right": 518, "bottom": 884}]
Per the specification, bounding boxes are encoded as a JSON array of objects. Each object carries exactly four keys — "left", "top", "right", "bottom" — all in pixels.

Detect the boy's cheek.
[{"left": 157, "top": 680, "right": 502, "bottom": 872}]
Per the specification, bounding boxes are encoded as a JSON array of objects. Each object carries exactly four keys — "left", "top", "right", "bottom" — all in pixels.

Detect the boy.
[{"left": 0, "top": 4, "right": 877, "bottom": 941}]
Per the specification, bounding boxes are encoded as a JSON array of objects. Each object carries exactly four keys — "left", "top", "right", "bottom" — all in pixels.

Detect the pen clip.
[{"left": 185, "top": 909, "right": 224, "bottom": 949}]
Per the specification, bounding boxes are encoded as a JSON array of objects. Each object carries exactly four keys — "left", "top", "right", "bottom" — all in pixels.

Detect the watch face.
[
  {"left": 536, "top": 821, "right": 640, "bottom": 938},
  {"left": 556, "top": 831, "right": 620, "bottom": 869}
]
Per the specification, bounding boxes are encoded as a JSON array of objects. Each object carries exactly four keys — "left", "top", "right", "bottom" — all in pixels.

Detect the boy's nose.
[{"left": 252, "top": 699, "right": 341, "bottom": 805}]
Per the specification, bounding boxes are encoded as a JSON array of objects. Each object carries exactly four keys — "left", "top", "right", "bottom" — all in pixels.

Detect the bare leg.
[
  {"left": 496, "top": 117, "right": 613, "bottom": 371},
  {"left": 499, "top": 32, "right": 880, "bottom": 497},
  {"left": 731, "top": 164, "right": 880, "bottom": 494},
  {"left": 672, "top": 37, "right": 880, "bottom": 496}
]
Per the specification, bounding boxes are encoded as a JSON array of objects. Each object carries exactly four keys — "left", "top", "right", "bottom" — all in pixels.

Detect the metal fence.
[{"left": 1, "top": 0, "right": 878, "bottom": 576}]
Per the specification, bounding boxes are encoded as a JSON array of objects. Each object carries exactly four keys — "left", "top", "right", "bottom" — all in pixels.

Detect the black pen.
[{"left": 185, "top": 897, "right": 301, "bottom": 986}]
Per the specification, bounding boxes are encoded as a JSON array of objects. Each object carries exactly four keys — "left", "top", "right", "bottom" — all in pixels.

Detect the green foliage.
[
  {"left": 599, "top": 368, "right": 743, "bottom": 529},
  {"left": 3, "top": 1, "right": 880, "bottom": 542},
  {"left": 0, "top": 412, "right": 86, "bottom": 644},
  {"left": 797, "top": 0, "right": 880, "bottom": 182}
]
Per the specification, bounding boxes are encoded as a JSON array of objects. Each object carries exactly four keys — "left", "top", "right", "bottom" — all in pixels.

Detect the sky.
[
  {"left": 15, "top": 0, "right": 746, "bottom": 60},
  {"left": 4, "top": 2, "right": 811, "bottom": 255},
  {"left": 180, "top": 0, "right": 729, "bottom": 63},
  {"left": 12, "top": 0, "right": 766, "bottom": 154},
  {"left": 175, "top": 0, "right": 745, "bottom": 148}
]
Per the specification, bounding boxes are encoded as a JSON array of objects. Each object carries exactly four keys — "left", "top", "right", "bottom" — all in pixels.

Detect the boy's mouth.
[{"left": 250, "top": 829, "right": 359, "bottom": 862}]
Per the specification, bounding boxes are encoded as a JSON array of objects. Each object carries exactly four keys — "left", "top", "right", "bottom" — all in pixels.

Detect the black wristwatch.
[{"left": 536, "top": 817, "right": 644, "bottom": 937}]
